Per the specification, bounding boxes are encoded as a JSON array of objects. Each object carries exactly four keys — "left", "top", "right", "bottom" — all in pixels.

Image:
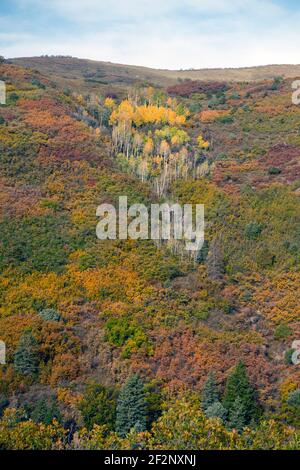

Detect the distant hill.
[{"left": 10, "top": 56, "right": 300, "bottom": 91}]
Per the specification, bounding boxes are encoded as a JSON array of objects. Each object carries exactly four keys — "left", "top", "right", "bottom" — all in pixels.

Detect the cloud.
[
  {"left": 16, "top": 0, "right": 284, "bottom": 23},
  {"left": 1, "top": 0, "right": 300, "bottom": 68}
]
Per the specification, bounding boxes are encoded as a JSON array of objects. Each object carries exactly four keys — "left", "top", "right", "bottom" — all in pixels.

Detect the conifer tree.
[
  {"left": 116, "top": 374, "right": 147, "bottom": 437},
  {"left": 228, "top": 396, "right": 247, "bottom": 432},
  {"left": 201, "top": 371, "right": 219, "bottom": 411},
  {"left": 14, "top": 331, "right": 39, "bottom": 376},
  {"left": 223, "top": 361, "right": 261, "bottom": 425},
  {"left": 31, "top": 398, "right": 62, "bottom": 425},
  {"left": 0, "top": 394, "right": 9, "bottom": 418}
]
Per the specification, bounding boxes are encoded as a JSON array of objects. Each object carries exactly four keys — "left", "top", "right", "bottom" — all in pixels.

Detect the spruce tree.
[
  {"left": 116, "top": 374, "right": 147, "bottom": 437},
  {"left": 14, "top": 331, "right": 39, "bottom": 376},
  {"left": 223, "top": 361, "right": 261, "bottom": 426},
  {"left": 228, "top": 396, "right": 247, "bottom": 432},
  {"left": 201, "top": 371, "right": 219, "bottom": 411}
]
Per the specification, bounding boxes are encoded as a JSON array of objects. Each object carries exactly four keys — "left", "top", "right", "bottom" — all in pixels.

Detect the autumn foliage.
[{"left": 0, "top": 62, "right": 299, "bottom": 450}]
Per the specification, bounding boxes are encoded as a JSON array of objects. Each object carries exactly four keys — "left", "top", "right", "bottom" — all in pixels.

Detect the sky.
[{"left": 0, "top": 0, "right": 300, "bottom": 69}]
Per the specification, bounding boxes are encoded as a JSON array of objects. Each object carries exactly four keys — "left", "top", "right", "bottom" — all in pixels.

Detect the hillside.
[
  {"left": 10, "top": 56, "right": 300, "bottom": 91},
  {"left": 0, "top": 59, "right": 299, "bottom": 449}
]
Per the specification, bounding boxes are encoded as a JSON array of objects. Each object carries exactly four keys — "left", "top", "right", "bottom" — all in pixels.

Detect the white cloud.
[
  {"left": 16, "top": 0, "right": 284, "bottom": 23},
  {"left": 1, "top": 0, "right": 300, "bottom": 68}
]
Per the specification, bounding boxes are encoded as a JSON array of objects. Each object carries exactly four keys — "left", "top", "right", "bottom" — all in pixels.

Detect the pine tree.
[
  {"left": 201, "top": 371, "right": 219, "bottom": 411},
  {"left": 223, "top": 361, "right": 261, "bottom": 426},
  {"left": 116, "top": 374, "right": 147, "bottom": 437},
  {"left": 228, "top": 396, "right": 247, "bottom": 432},
  {"left": 14, "top": 331, "right": 39, "bottom": 376}
]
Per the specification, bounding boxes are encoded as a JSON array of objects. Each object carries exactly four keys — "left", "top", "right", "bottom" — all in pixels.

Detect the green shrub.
[
  {"left": 274, "top": 323, "right": 292, "bottom": 340},
  {"left": 79, "top": 383, "right": 117, "bottom": 431},
  {"left": 245, "top": 222, "right": 263, "bottom": 240},
  {"left": 268, "top": 167, "right": 282, "bottom": 175},
  {"left": 216, "top": 115, "right": 234, "bottom": 124},
  {"left": 284, "top": 348, "right": 294, "bottom": 365},
  {"left": 30, "top": 398, "right": 62, "bottom": 425},
  {"left": 105, "top": 318, "right": 136, "bottom": 347},
  {"left": 38, "top": 308, "right": 61, "bottom": 322},
  {"left": 31, "top": 79, "right": 46, "bottom": 89},
  {"left": 7, "top": 92, "right": 19, "bottom": 105},
  {"left": 205, "top": 401, "right": 227, "bottom": 422}
]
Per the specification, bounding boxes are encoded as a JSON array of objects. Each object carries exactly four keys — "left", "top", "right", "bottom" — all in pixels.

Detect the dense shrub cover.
[{"left": 0, "top": 61, "right": 299, "bottom": 449}]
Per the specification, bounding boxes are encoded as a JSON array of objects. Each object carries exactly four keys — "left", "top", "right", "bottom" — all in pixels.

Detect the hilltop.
[{"left": 10, "top": 56, "right": 300, "bottom": 91}]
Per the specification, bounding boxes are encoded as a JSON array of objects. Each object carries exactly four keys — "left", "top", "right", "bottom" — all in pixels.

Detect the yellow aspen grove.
[{"left": 108, "top": 97, "right": 199, "bottom": 195}]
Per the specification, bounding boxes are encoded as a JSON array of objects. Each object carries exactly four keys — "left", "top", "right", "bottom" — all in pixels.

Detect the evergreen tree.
[
  {"left": 196, "top": 240, "right": 209, "bottom": 264},
  {"left": 0, "top": 394, "right": 9, "bottom": 418},
  {"left": 205, "top": 401, "right": 227, "bottom": 422},
  {"left": 286, "top": 389, "right": 300, "bottom": 408},
  {"left": 133, "top": 420, "right": 145, "bottom": 433},
  {"left": 201, "top": 371, "right": 219, "bottom": 411},
  {"left": 31, "top": 398, "right": 62, "bottom": 425},
  {"left": 116, "top": 374, "right": 147, "bottom": 437},
  {"left": 14, "top": 331, "right": 39, "bottom": 376},
  {"left": 228, "top": 396, "right": 247, "bottom": 432},
  {"left": 223, "top": 361, "right": 261, "bottom": 426}
]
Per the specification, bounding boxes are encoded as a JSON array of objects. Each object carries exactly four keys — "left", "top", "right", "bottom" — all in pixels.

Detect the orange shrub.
[{"left": 199, "top": 109, "right": 231, "bottom": 123}]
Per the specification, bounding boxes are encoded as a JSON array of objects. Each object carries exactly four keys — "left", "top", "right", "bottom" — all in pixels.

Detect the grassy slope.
[{"left": 10, "top": 57, "right": 300, "bottom": 90}]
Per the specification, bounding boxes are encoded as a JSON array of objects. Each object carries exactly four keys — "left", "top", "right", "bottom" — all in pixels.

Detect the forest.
[{"left": 0, "top": 57, "right": 299, "bottom": 450}]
